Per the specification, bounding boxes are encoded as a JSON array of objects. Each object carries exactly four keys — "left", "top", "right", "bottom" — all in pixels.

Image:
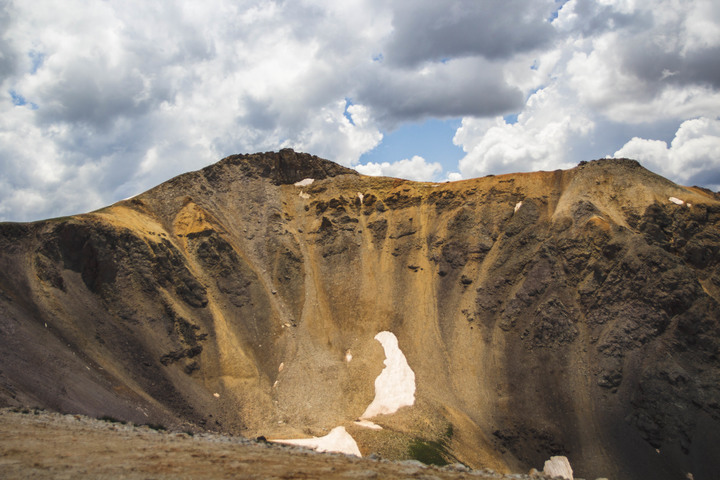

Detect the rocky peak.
[{"left": 206, "top": 149, "right": 358, "bottom": 186}]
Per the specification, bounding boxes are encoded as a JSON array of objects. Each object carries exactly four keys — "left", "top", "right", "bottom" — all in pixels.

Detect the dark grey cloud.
[
  {"left": 0, "top": 0, "right": 18, "bottom": 82},
  {"left": 35, "top": 60, "right": 163, "bottom": 129},
  {"left": 687, "top": 168, "right": 720, "bottom": 189},
  {"left": 357, "top": 58, "right": 523, "bottom": 126},
  {"left": 622, "top": 42, "right": 720, "bottom": 91},
  {"left": 30, "top": 7, "right": 215, "bottom": 131},
  {"left": 384, "top": 0, "right": 557, "bottom": 66}
]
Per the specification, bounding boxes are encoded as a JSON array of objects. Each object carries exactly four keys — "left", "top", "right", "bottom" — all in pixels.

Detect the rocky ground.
[{"left": 0, "top": 408, "right": 559, "bottom": 480}]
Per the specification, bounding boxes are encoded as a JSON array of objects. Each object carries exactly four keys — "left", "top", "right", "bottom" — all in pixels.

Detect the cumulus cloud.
[
  {"left": 446, "top": 172, "right": 463, "bottom": 182},
  {"left": 356, "top": 155, "right": 442, "bottom": 181},
  {"left": 286, "top": 101, "right": 383, "bottom": 166},
  {"left": 455, "top": 85, "right": 593, "bottom": 178},
  {"left": 613, "top": 117, "right": 720, "bottom": 189}
]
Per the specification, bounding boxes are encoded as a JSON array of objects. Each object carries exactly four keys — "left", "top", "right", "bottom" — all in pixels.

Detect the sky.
[{"left": 1, "top": 0, "right": 720, "bottom": 222}]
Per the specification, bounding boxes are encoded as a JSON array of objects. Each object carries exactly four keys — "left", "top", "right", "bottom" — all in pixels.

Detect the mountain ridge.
[{"left": 1, "top": 151, "right": 719, "bottom": 480}]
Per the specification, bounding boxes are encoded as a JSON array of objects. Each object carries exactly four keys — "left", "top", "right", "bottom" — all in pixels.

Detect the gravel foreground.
[{"left": 0, "top": 408, "right": 555, "bottom": 480}]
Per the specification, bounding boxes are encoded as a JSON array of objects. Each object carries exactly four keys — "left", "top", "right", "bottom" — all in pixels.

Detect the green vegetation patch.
[
  {"left": 407, "top": 423, "right": 454, "bottom": 466},
  {"left": 408, "top": 438, "right": 449, "bottom": 466}
]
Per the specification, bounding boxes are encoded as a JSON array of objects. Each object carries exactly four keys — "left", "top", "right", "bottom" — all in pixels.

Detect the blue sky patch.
[
  {"left": 343, "top": 98, "right": 355, "bottom": 126},
  {"left": 359, "top": 118, "right": 465, "bottom": 174},
  {"left": 10, "top": 90, "right": 38, "bottom": 109},
  {"left": 549, "top": 0, "right": 569, "bottom": 21},
  {"left": 10, "top": 90, "right": 27, "bottom": 106},
  {"left": 29, "top": 50, "right": 45, "bottom": 74},
  {"left": 504, "top": 113, "right": 519, "bottom": 125}
]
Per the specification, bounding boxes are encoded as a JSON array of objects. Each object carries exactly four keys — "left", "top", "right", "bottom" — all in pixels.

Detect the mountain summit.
[{"left": 1, "top": 150, "right": 719, "bottom": 479}]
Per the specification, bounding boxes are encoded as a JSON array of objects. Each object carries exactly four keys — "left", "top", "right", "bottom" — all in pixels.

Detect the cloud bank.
[{"left": 1, "top": 0, "right": 719, "bottom": 221}]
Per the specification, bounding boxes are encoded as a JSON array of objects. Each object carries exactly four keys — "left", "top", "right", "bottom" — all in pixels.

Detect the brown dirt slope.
[{"left": 1, "top": 150, "right": 719, "bottom": 480}]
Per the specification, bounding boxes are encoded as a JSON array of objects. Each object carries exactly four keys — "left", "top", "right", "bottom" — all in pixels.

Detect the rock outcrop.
[
  {"left": 1, "top": 150, "right": 719, "bottom": 480},
  {"left": 543, "top": 456, "right": 573, "bottom": 479}
]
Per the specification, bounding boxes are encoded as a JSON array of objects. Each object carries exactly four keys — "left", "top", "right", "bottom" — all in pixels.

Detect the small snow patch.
[
  {"left": 294, "top": 178, "right": 315, "bottom": 187},
  {"left": 278, "top": 362, "right": 284, "bottom": 372},
  {"left": 357, "top": 192, "right": 364, "bottom": 204},
  {"left": 669, "top": 197, "right": 684, "bottom": 205},
  {"left": 273, "top": 426, "right": 361, "bottom": 456},
  {"left": 360, "top": 331, "right": 416, "bottom": 419},
  {"left": 345, "top": 350, "right": 353, "bottom": 362},
  {"left": 299, "top": 191, "right": 310, "bottom": 199},
  {"left": 354, "top": 419, "right": 382, "bottom": 430},
  {"left": 213, "top": 393, "right": 220, "bottom": 398},
  {"left": 514, "top": 201, "right": 523, "bottom": 213}
]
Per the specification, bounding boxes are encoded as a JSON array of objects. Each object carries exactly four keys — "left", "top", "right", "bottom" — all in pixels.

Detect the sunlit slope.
[{"left": 1, "top": 150, "right": 719, "bottom": 480}]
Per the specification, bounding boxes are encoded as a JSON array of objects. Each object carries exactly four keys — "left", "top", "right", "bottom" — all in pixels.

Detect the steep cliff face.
[{"left": 1, "top": 149, "right": 719, "bottom": 479}]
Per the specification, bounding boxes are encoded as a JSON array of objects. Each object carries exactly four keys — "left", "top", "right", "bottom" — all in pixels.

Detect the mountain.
[{"left": 1, "top": 149, "right": 719, "bottom": 479}]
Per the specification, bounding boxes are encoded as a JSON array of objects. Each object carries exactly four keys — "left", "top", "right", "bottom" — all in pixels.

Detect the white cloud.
[
  {"left": 356, "top": 155, "right": 442, "bottom": 181},
  {"left": 287, "top": 101, "right": 383, "bottom": 166},
  {"left": 455, "top": 85, "right": 593, "bottom": 178},
  {"left": 613, "top": 117, "right": 720, "bottom": 189}
]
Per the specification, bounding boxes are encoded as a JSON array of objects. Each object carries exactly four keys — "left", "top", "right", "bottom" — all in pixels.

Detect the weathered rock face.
[{"left": 1, "top": 150, "right": 719, "bottom": 480}]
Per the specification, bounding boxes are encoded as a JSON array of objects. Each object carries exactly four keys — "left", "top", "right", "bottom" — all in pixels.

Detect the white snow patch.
[
  {"left": 514, "top": 201, "right": 523, "bottom": 213},
  {"left": 360, "top": 331, "right": 416, "bottom": 419},
  {"left": 273, "top": 426, "right": 361, "bottom": 456},
  {"left": 357, "top": 192, "right": 364, "bottom": 204},
  {"left": 345, "top": 350, "right": 353, "bottom": 362},
  {"left": 278, "top": 362, "right": 284, "bottom": 372},
  {"left": 299, "top": 191, "right": 310, "bottom": 199},
  {"left": 354, "top": 420, "right": 383, "bottom": 430},
  {"left": 294, "top": 178, "right": 315, "bottom": 187},
  {"left": 213, "top": 393, "right": 220, "bottom": 398},
  {"left": 669, "top": 196, "right": 684, "bottom": 205}
]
